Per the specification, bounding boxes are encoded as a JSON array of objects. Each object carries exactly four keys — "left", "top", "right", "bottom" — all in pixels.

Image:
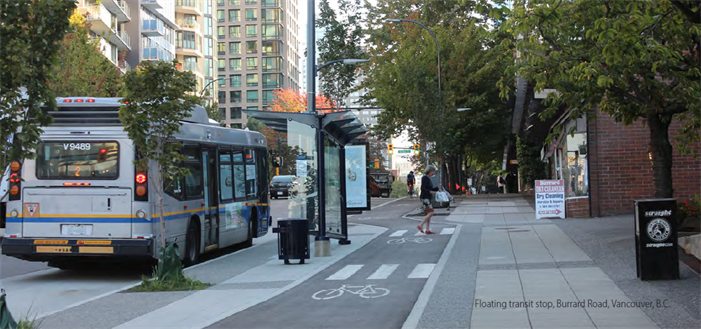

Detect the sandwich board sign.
[{"left": 535, "top": 180, "right": 565, "bottom": 219}]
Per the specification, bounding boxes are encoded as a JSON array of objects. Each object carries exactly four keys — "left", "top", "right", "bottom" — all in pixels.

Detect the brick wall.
[
  {"left": 566, "top": 197, "right": 590, "bottom": 218},
  {"left": 588, "top": 108, "right": 701, "bottom": 217}
]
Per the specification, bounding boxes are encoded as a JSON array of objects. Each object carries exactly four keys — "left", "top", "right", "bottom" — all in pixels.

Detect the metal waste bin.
[
  {"left": 272, "top": 219, "right": 310, "bottom": 264},
  {"left": 634, "top": 199, "right": 679, "bottom": 280}
]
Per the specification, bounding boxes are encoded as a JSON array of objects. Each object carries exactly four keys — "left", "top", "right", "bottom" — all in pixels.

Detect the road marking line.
[
  {"left": 414, "top": 231, "right": 426, "bottom": 236},
  {"left": 326, "top": 265, "right": 364, "bottom": 281},
  {"left": 408, "top": 263, "right": 436, "bottom": 279},
  {"left": 390, "top": 230, "right": 407, "bottom": 237},
  {"left": 440, "top": 228, "right": 455, "bottom": 235},
  {"left": 367, "top": 264, "right": 399, "bottom": 280}
]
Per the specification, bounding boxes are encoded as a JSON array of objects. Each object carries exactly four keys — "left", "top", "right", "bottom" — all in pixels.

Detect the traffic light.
[
  {"left": 374, "top": 158, "right": 380, "bottom": 169},
  {"left": 387, "top": 143, "right": 394, "bottom": 155},
  {"left": 273, "top": 156, "right": 282, "bottom": 167},
  {"left": 413, "top": 144, "right": 420, "bottom": 155}
]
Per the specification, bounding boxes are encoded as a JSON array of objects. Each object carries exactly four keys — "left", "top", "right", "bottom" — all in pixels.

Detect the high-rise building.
[
  {"left": 76, "top": 0, "right": 218, "bottom": 104},
  {"left": 215, "top": 0, "right": 301, "bottom": 128}
]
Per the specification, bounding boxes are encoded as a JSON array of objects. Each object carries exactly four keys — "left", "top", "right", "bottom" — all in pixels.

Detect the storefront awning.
[{"left": 243, "top": 110, "right": 368, "bottom": 146}]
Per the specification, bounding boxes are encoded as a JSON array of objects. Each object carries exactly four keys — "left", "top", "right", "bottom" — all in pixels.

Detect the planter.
[{"left": 678, "top": 216, "right": 700, "bottom": 233}]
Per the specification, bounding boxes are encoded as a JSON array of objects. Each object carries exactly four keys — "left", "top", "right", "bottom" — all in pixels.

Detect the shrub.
[{"left": 678, "top": 195, "right": 701, "bottom": 219}]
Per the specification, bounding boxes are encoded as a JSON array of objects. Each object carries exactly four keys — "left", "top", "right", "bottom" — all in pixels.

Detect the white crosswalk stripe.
[
  {"left": 389, "top": 230, "right": 407, "bottom": 237},
  {"left": 367, "top": 264, "right": 399, "bottom": 280},
  {"left": 414, "top": 231, "right": 426, "bottom": 236},
  {"left": 408, "top": 264, "right": 436, "bottom": 279},
  {"left": 440, "top": 227, "right": 455, "bottom": 235},
  {"left": 326, "top": 265, "right": 364, "bottom": 280}
]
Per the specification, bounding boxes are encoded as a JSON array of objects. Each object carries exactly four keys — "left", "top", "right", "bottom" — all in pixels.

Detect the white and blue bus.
[{"left": 1, "top": 97, "right": 271, "bottom": 269}]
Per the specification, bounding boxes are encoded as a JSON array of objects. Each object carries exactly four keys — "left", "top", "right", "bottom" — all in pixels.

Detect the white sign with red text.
[{"left": 535, "top": 180, "right": 565, "bottom": 219}]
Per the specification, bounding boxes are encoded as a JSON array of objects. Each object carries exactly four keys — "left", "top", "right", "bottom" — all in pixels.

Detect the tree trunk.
[{"left": 647, "top": 112, "right": 674, "bottom": 198}]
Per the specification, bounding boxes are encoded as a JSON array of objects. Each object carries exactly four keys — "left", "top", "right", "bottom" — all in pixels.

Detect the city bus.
[{"left": 1, "top": 97, "right": 271, "bottom": 269}]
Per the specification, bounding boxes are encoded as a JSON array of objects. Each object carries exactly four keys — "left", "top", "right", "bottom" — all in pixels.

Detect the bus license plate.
[
  {"left": 61, "top": 224, "right": 93, "bottom": 236},
  {"left": 36, "top": 246, "right": 72, "bottom": 253}
]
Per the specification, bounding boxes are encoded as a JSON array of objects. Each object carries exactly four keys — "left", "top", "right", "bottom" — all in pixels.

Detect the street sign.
[
  {"left": 535, "top": 180, "right": 565, "bottom": 219},
  {"left": 397, "top": 150, "right": 411, "bottom": 154}
]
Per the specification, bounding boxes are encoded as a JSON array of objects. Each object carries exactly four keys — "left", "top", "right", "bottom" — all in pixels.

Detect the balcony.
[
  {"left": 176, "top": 19, "right": 202, "bottom": 35},
  {"left": 142, "top": 19, "right": 165, "bottom": 36},
  {"left": 176, "top": 0, "right": 203, "bottom": 16},
  {"left": 141, "top": 0, "right": 162, "bottom": 10},
  {"left": 176, "top": 40, "right": 203, "bottom": 58},
  {"left": 101, "top": 0, "right": 131, "bottom": 22},
  {"left": 109, "top": 30, "right": 131, "bottom": 50},
  {"left": 80, "top": 4, "right": 113, "bottom": 37}
]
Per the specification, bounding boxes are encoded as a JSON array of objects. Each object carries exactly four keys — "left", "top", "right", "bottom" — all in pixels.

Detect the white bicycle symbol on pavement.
[
  {"left": 386, "top": 237, "right": 433, "bottom": 244},
  {"left": 312, "top": 285, "right": 390, "bottom": 300}
]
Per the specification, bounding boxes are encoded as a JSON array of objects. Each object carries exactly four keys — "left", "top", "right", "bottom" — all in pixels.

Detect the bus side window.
[
  {"left": 219, "top": 150, "right": 234, "bottom": 202},
  {"left": 185, "top": 162, "right": 203, "bottom": 199},
  {"left": 245, "top": 149, "right": 256, "bottom": 199},
  {"left": 233, "top": 149, "right": 246, "bottom": 200}
]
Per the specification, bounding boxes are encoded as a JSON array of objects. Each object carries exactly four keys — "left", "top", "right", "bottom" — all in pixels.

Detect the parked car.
[
  {"left": 369, "top": 172, "right": 393, "bottom": 197},
  {"left": 369, "top": 176, "right": 381, "bottom": 197},
  {"left": 270, "top": 175, "right": 297, "bottom": 199}
]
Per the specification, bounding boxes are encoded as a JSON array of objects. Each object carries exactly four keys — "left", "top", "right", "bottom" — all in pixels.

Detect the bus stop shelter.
[{"left": 243, "top": 110, "right": 367, "bottom": 244}]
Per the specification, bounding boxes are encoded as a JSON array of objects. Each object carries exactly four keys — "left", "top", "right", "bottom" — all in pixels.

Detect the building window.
[
  {"left": 217, "top": 42, "right": 226, "bottom": 54},
  {"left": 245, "top": 9, "right": 257, "bottom": 21},
  {"left": 230, "top": 107, "right": 242, "bottom": 119},
  {"left": 262, "top": 57, "right": 281, "bottom": 72},
  {"left": 217, "top": 26, "right": 225, "bottom": 39},
  {"left": 246, "top": 90, "right": 258, "bottom": 103},
  {"left": 246, "top": 57, "right": 258, "bottom": 70},
  {"left": 184, "top": 56, "right": 197, "bottom": 71},
  {"left": 205, "top": 17, "right": 212, "bottom": 36},
  {"left": 229, "top": 42, "right": 241, "bottom": 54},
  {"left": 206, "top": 58, "right": 213, "bottom": 76},
  {"left": 262, "top": 40, "right": 281, "bottom": 55},
  {"left": 262, "top": 90, "right": 275, "bottom": 104},
  {"left": 218, "top": 59, "right": 226, "bottom": 71},
  {"left": 246, "top": 41, "right": 258, "bottom": 54},
  {"left": 261, "top": 9, "right": 281, "bottom": 23},
  {"left": 220, "top": 108, "right": 226, "bottom": 120},
  {"left": 262, "top": 25, "right": 281, "bottom": 39},
  {"left": 230, "top": 91, "right": 242, "bottom": 103},
  {"left": 246, "top": 74, "right": 258, "bottom": 87},
  {"left": 205, "top": 37, "right": 213, "bottom": 56},
  {"left": 230, "top": 74, "right": 242, "bottom": 87},
  {"left": 229, "top": 0, "right": 240, "bottom": 5},
  {"left": 229, "top": 9, "right": 240, "bottom": 22},
  {"left": 246, "top": 106, "right": 258, "bottom": 111},
  {"left": 262, "top": 0, "right": 279, "bottom": 7},
  {"left": 246, "top": 25, "right": 257, "bottom": 38},
  {"left": 230, "top": 58, "right": 242, "bottom": 71},
  {"left": 217, "top": 10, "right": 225, "bottom": 22},
  {"left": 245, "top": 0, "right": 257, "bottom": 5},
  {"left": 218, "top": 91, "right": 226, "bottom": 104},
  {"left": 263, "top": 73, "right": 282, "bottom": 88},
  {"left": 229, "top": 25, "right": 240, "bottom": 38},
  {"left": 217, "top": 0, "right": 224, "bottom": 6},
  {"left": 218, "top": 75, "right": 226, "bottom": 87},
  {"left": 183, "top": 14, "right": 197, "bottom": 28}
]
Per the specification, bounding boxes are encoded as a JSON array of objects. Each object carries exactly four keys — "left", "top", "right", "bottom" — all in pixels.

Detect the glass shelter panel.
[{"left": 286, "top": 120, "right": 318, "bottom": 231}]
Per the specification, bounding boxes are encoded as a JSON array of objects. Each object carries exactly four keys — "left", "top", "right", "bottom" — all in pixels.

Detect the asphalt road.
[{"left": 208, "top": 197, "right": 457, "bottom": 329}]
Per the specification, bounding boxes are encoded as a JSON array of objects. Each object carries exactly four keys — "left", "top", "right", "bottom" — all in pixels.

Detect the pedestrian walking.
[
  {"left": 497, "top": 173, "right": 506, "bottom": 194},
  {"left": 407, "top": 171, "right": 415, "bottom": 198},
  {"left": 418, "top": 165, "right": 440, "bottom": 234}
]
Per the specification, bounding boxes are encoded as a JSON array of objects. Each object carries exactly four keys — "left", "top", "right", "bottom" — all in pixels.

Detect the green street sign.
[{"left": 397, "top": 150, "right": 411, "bottom": 153}]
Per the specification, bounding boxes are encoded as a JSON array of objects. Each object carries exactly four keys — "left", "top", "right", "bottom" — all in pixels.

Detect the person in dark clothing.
[
  {"left": 407, "top": 171, "right": 415, "bottom": 198},
  {"left": 418, "top": 165, "right": 440, "bottom": 234}
]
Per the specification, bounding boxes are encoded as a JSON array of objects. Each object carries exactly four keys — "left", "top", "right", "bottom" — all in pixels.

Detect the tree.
[
  {"left": 203, "top": 101, "right": 221, "bottom": 124},
  {"left": 119, "top": 60, "right": 199, "bottom": 253},
  {"left": 267, "top": 87, "right": 336, "bottom": 113},
  {"left": 499, "top": 0, "right": 701, "bottom": 198},
  {"left": 316, "top": 0, "right": 367, "bottom": 108},
  {"left": 366, "top": 133, "right": 388, "bottom": 171},
  {"left": 48, "top": 10, "right": 121, "bottom": 97},
  {"left": 0, "top": 0, "right": 76, "bottom": 201}
]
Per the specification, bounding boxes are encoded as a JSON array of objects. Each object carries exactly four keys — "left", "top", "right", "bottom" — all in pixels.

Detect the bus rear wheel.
[
  {"left": 243, "top": 210, "right": 256, "bottom": 248},
  {"left": 184, "top": 220, "right": 200, "bottom": 266}
]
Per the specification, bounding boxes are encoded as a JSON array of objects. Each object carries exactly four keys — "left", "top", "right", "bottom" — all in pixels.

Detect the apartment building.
[
  {"left": 215, "top": 0, "right": 302, "bottom": 128},
  {"left": 77, "top": 0, "right": 218, "bottom": 104}
]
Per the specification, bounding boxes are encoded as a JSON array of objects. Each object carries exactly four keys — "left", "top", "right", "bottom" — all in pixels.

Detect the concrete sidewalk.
[
  {"left": 38, "top": 223, "right": 386, "bottom": 329},
  {"left": 406, "top": 194, "right": 700, "bottom": 329}
]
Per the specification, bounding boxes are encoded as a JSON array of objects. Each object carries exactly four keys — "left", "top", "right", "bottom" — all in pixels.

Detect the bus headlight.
[
  {"left": 10, "top": 209, "right": 18, "bottom": 218},
  {"left": 136, "top": 210, "right": 147, "bottom": 219}
]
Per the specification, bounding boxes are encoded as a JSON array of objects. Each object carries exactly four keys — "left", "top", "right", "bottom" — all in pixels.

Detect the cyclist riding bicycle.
[{"left": 407, "top": 171, "right": 415, "bottom": 198}]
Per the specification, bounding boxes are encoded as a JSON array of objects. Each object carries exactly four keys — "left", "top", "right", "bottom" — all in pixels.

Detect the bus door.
[{"left": 202, "top": 149, "right": 219, "bottom": 248}]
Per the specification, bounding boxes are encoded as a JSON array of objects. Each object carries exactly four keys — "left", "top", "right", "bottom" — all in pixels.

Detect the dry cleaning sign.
[{"left": 535, "top": 180, "right": 565, "bottom": 219}]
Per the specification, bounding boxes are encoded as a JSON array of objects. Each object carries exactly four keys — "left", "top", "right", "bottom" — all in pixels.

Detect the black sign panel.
[{"left": 634, "top": 199, "right": 680, "bottom": 280}]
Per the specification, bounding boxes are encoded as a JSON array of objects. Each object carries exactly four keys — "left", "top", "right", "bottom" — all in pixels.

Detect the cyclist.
[{"left": 407, "top": 171, "right": 415, "bottom": 198}]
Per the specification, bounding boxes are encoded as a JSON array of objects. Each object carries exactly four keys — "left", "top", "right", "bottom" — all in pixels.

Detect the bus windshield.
[{"left": 36, "top": 141, "right": 119, "bottom": 179}]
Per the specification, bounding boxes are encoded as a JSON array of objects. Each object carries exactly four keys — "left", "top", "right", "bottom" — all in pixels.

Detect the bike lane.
[{"left": 207, "top": 219, "right": 455, "bottom": 329}]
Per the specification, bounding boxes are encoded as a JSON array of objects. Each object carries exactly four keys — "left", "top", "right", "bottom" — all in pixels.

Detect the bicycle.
[
  {"left": 408, "top": 183, "right": 414, "bottom": 198},
  {"left": 312, "top": 284, "right": 390, "bottom": 300},
  {"left": 386, "top": 237, "right": 433, "bottom": 244}
]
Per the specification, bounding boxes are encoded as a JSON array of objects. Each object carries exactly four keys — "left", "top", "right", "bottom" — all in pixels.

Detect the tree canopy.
[
  {"left": 498, "top": 0, "right": 700, "bottom": 197},
  {"left": 267, "top": 87, "right": 336, "bottom": 112}
]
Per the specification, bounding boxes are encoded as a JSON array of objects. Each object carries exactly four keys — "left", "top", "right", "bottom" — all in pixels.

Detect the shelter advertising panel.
[{"left": 344, "top": 145, "right": 368, "bottom": 209}]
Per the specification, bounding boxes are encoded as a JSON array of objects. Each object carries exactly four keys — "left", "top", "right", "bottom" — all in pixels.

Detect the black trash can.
[
  {"left": 272, "top": 219, "right": 310, "bottom": 264},
  {"left": 634, "top": 199, "right": 680, "bottom": 280}
]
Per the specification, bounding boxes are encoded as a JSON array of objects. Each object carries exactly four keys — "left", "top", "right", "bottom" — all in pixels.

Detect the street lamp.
[
  {"left": 200, "top": 77, "right": 228, "bottom": 98},
  {"left": 387, "top": 18, "right": 444, "bottom": 186}
]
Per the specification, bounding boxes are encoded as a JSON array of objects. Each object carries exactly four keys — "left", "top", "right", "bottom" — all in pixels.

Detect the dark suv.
[
  {"left": 270, "top": 175, "right": 296, "bottom": 199},
  {"left": 369, "top": 172, "right": 393, "bottom": 197}
]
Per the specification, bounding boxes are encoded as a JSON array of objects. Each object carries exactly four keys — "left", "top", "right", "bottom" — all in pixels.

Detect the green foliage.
[
  {"left": 245, "top": 117, "right": 265, "bottom": 131},
  {"left": 131, "top": 268, "right": 211, "bottom": 292},
  {"left": 499, "top": 0, "right": 700, "bottom": 197},
  {"left": 49, "top": 11, "right": 121, "bottom": 97},
  {"left": 119, "top": 60, "right": 199, "bottom": 249},
  {"left": 516, "top": 137, "right": 547, "bottom": 188},
  {"left": 316, "top": 0, "right": 367, "bottom": 107},
  {"left": 389, "top": 178, "right": 409, "bottom": 198},
  {"left": 203, "top": 101, "right": 220, "bottom": 124},
  {"left": 0, "top": 0, "right": 76, "bottom": 200}
]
